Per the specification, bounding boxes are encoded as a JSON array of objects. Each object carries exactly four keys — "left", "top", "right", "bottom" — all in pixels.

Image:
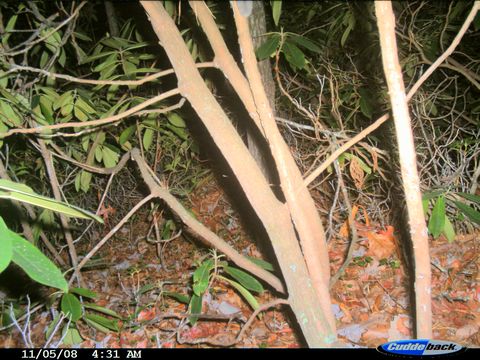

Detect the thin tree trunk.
[{"left": 375, "top": 1, "right": 432, "bottom": 338}]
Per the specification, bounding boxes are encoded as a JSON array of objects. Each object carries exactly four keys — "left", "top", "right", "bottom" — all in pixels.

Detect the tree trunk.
[
  {"left": 375, "top": 1, "right": 432, "bottom": 338},
  {"left": 246, "top": 1, "right": 276, "bottom": 181},
  {"left": 141, "top": 1, "right": 335, "bottom": 346}
]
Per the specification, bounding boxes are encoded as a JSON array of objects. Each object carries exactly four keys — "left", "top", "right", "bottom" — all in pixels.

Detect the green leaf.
[
  {"left": 442, "top": 215, "right": 455, "bottom": 243},
  {"left": 247, "top": 256, "right": 274, "bottom": 272},
  {"left": 282, "top": 41, "right": 305, "bottom": 69},
  {"left": 164, "top": 291, "right": 190, "bottom": 304},
  {"left": 0, "top": 179, "right": 102, "bottom": 222},
  {"left": 218, "top": 275, "right": 259, "bottom": 310},
  {"left": 80, "top": 51, "right": 116, "bottom": 65},
  {"left": 83, "top": 303, "right": 122, "bottom": 318},
  {"left": 70, "top": 287, "right": 97, "bottom": 299},
  {"left": 360, "top": 95, "right": 373, "bottom": 119},
  {"left": 75, "top": 97, "right": 96, "bottom": 114},
  {"left": 271, "top": 0, "right": 282, "bottom": 27},
  {"left": 0, "top": 217, "right": 13, "bottom": 273},
  {"left": 74, "top": 106, "right": 88, "bottom": 121},
  {"left": 80, "top": 170, "right": 92, "bottom": 193},
  {"left": 188, "top": 293, "right": 202, "bottom": 325},
  {"left": 61, "top": 293, "right": 83, "bottom": 322},
  {"left": 457, "top": 192, "right": 480, "bottom": 204},
  {"left": 167, "top": 113, "right": 186, "bottom": 128},
  {"left": 256, "top": 34, "right": 280, "bottom": 60},
  {"left": 287, "top": 34, "right": 322, "bottom": 53},
  {"left": 340, "top": 14, "right": 354, "bottom": 47},
  {"left": 193, "top": 259, "right": 213, "bottom": 296},
  {"left": 61, "top": 326, "right": 83, "bottom": 345},
  {"left": 84, "top": 314, "right": 119, "bottom": 332},
  {"left": 142, "top": 128, "right": 154, "bottom": 151},
  {"left": 119, "top": 125, "right": 136, "bottom": 145},
  {"left": 343, "top": 153, "right": 372, "bottom": 174},
  {"left": 224, "top": 266, "right": 264, "bottom": 293},
  {"left": 0, "top": 101, "right": 22, "bottom": 126},
  {"left": 422, "top": 198, "right": 429, "bottom": 216},
  {"left": 454, "top": 201, "right": 480, "bottom": 226},
  {"left": 45, "top": 313, "right": 64, "bottom": 341},
  {"left": 102, "top": 146, "right": 119, "bottom": 168},
  {"left": 10, "top": 231, "right": 68, "bottom": 292},
  {"left": 428, "top": 196, "right": 445, "bottom": 238}
]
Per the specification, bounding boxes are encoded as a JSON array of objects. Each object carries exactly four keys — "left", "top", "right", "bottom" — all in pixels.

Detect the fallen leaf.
[
  {"left": 366, "top": 226, "right": 396, "bottom": 259},
  {"left": 137, "top": 307, "right": 156, "bottom": 322}
]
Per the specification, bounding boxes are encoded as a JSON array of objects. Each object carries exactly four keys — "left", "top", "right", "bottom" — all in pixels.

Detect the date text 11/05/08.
[{"left": 21, "top": 350, "right": 142, "bottom": 360}]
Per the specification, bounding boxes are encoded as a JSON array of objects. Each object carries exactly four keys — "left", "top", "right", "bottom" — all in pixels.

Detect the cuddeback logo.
[{"left": 378, "top": 339, "right": 465, "bottom": 356}]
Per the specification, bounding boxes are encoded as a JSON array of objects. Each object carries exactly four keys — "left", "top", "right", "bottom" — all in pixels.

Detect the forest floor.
[{"left": 1, "top": 176, "right": 479, "bottom": 348}]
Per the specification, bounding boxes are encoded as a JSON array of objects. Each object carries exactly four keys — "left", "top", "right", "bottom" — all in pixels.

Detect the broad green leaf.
[
  {"left": 0, "top": 70, "right": 9, "bottom": 89},
  {"left": 84, "top": 313, "right": 119, "bottom": 332},
  {"left": 74, "top": 106, "right": 88, "bottom": 121},
  {"left": 0, "top": 179, "right": 34, "bottom": 194},
  {"left": 10, "top": 231, "right": 68, "bottom": 292},
  {"left": 142, "top": 128, "right": 154, "bottom": 151},
  {"left": 0, "top": 101, "right": 21, "bottom": 126},
  {"left": 39, "top": 96, "right": 54, "bottom": 124},
  {"left": 70, "top": 287, "right": 97, "bottom": 299},
  {"left": 188, "top": 293, "right": 202, "bottom": 325},
  {"left": 218, "top": 275, "right": 259, "bottom": 310},
  {"left": 167, "top": 113, "right": 186, "bottom": 128},
  {"left": 0, "top": 187, "right": 102, "bottom": 223},
  {"left": 164, "top": 291, "right": 190, "bottom": 304},
  {"left": 457, "top": 192, "right": 480, "bottom": 204},
  {"left": 61, "top": 326, "right": 83, "bottom": 345},
  {"left": 165, "top": 123, "right": 188, "bottom": 140},
  {"left": 224, "top": 266, "right": 264, "bottom": 293},
  {"left": 74, "top": 172, "right": 81, "bottom": 192},
  {"left": 75, "top": 97, "right": 96, "bottom": 114},
  {"left": 83, "top": 303, "right": 122, "bottom": 318},
  {"left": 428, "top": 196, "right": 445, "bottom": 238},
  {"left": 360, "top": 95, "right": 373, "bottom": 119},
  {"left": 53, "top": 91, "right": 72, "bottom": 110},
  {"left": 61, "top": 293, "right": 83, "bottom": 322},
  {"left": 80, "top": 50, "right": 116, "bottom": 65},
  {"left": 80, "top": 170, "right": 92, "bottom": 193},
  {"left": 119, "top": 125, "right": 136, "bottom": 145},
  {"left": 0, "top": 217, "right": 13, "bottom": 273},
  {"left": 102, "top": 146, "right": 119, "bottom": 168},
  {"left": 256, "top": 34, "right": 280, "bottom": 60},
  {"left": 454, "top": 201, "right": 480, "bottom": 226},
  {"left": 95, "top": 146, "right": 103, "bottom": 163},
  {"left": 271, "top": 0, "right": 282, "bottom": 27},
  {"left": 442, "top": 216, "right": 455, "bottom": 243},
  {"left": 422, "top": 198, "right": 429, "bottom": 216},
  {"left": 93, "top": 53, "right": 118, "bottom": 72},
  {"left": 246, "top": 256, "right": 274, "bottom": 272},
  {"left": 288, "top": 34, "right": 322, "bottom": 53},
  {"left": 193, "top": 259, "right": 213, "bottom": 296},
  {"left": 282, "top": 41, "right": 305, "bottom": 69},
  {"left": 61, "top": 102, "right": 74, "bottom": 117}
]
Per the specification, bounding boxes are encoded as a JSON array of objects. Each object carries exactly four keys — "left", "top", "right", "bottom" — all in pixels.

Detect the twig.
[
  {"left": 1, "top": 89, "right": 181, "bottom": 138},
  {"left": 38, "top": 140, "right": 83, "bottom": 286},
  {"left": 7, "top": 62, "right": 215, "bottom": 86},
  {"left": 329, "top": 154, "right": 360, "bottom": 289}
]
